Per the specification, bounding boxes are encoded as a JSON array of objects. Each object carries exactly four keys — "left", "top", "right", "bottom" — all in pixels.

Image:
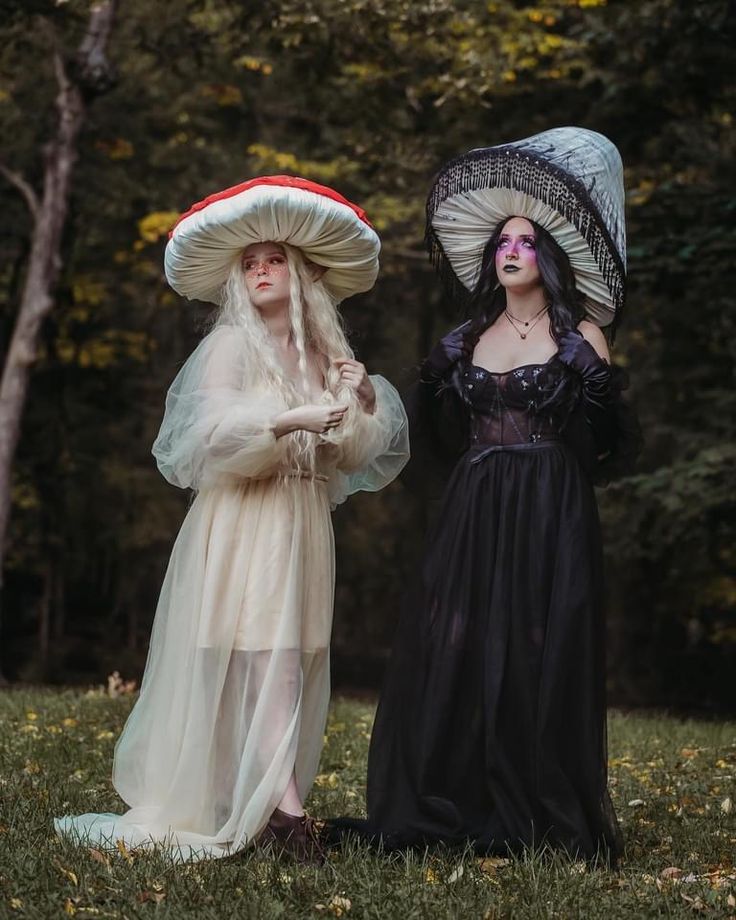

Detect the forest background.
[{"left": 0, "top": 0, "right": 733, "bottom": 710}]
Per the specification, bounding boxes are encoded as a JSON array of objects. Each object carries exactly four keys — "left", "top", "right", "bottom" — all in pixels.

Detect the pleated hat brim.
[
  {"left": 165, "top": 176, "right": 381, "bottom": 305},
  {"left": 426, "top": 127, "right": 626, "bottom": 327}
]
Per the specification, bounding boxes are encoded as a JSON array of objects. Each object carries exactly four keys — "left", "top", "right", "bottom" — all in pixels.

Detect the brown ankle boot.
[{"left": 257, "top": 808, "right": 326, "bottom": 865}]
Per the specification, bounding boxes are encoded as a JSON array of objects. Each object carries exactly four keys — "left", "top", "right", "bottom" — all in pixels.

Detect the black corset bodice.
[{"left": 462, "top": 362, "right": 570, "bottom": 447}]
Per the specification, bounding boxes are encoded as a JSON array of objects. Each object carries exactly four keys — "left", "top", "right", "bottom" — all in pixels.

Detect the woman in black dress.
[{"left": 331, "top": 127, "right": 640, "bottom": 863}]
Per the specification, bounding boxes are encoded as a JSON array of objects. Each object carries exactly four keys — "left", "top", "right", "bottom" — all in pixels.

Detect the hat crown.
[{"left": 487, "top": 127, "right": 625, "bottom": 266}]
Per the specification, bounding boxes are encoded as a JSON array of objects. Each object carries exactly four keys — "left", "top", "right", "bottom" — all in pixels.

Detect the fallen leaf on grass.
[
  {"left": 314, "top": 895, "right": 352, "bottom": 915},
  {"left": 54, "top": 862, "right": 78, "bottom": 886},
  {"left": 448, "top": 863, "right": 464, "bottom": 883},
  {"left": 680, "top": 892, "right": 706, "bottom": 911},
  {"left": 721, "top": 797, "right": 732, "bottom": 815},
  {"left": 478, "top": 857, "right": 511, "bottom": 875},
  {"left": 137, "top": 891, "right": 166, "bottom": 904},
  {"left": 314, "top": 773, "right": 339, "bottom": 788},
  {"left": 115, "top": 839, "right": 134, "bottom": 864},
  {"left": 329, "top": 896, "right": 351, "bottom": 916},
  {"left": 88, "top": 848, "right": 111, "bottom": 868},
  {"left": 660, "top": 866, "right": 683, "bottom": 881},
  {"left": 727, "top": 893, "right": 736, "bottom": 908},
  {"left": 628, "top": 799, "right": 646, "bottom": 807},
  {"left": 9, "top": 899, "right": 23, "bottom": 911},
  {"left": 424, "top": 867, "right": 439, "bottom": 884}
]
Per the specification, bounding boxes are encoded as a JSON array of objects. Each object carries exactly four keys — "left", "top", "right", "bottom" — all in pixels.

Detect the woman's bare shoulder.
[{"left": 577, "top": 320, "right": 610, "bottom": 362}]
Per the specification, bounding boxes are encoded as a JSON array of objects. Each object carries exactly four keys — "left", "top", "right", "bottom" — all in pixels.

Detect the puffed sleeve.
[
  {"left": 327, "top": 375, "right": 410, "bottom": 508},
  {"left": 151, "top": 326, "right": 288, "bottom": 490}
]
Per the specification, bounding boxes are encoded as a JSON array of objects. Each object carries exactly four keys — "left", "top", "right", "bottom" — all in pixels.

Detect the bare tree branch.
[
  {"left": 53, "top": 48, "right": 71, "bottom": 95},
  {"left": 0, "top": 0, "right": 118, "bottom": 666},
  {"left": 0, "top": 163, "right": 40, "bottom": 221},
  {"left": 76, "top": 0, "right": 118, "bottom": 94}
]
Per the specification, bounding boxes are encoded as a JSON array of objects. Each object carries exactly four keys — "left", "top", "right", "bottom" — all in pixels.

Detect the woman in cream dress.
[{"left": 55, "top": 176, "right": 409, "bottom": 862}]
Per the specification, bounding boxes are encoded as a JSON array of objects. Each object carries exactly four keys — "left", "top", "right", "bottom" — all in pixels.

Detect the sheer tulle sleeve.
[
  {"left": 152, "top": 326, "right": 288, "bottom": 490},
  {"left": 327, "top": 375, "right": 410, "bottom": 508}
]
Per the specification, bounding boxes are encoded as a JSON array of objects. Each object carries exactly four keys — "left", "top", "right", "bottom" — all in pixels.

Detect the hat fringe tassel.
[{"left": 425, "top": 146, "right": 626, "bottom": 331}]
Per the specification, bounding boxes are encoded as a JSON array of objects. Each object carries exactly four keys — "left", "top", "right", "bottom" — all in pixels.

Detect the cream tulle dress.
[{"left": 55, "top": 324, "right": 409, "bottom": 860}]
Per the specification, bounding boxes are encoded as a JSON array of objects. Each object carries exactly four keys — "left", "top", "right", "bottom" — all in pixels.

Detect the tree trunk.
[{"left": 0, "top": 1, "right": 117, "bottom": 680}]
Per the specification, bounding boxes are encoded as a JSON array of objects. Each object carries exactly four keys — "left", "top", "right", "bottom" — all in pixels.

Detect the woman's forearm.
[{"left": 273, "top": 409, "right": 300, "bottom": 439}]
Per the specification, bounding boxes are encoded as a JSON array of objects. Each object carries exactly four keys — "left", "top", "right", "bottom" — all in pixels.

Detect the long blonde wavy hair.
[{"left": 213, "top": 243, "right": 362, "bottom": 471}]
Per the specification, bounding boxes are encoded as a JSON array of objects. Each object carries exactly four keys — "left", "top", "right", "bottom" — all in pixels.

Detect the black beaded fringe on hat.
[{"left": 425, "top": 145, "right": 626, "bottom": 332}]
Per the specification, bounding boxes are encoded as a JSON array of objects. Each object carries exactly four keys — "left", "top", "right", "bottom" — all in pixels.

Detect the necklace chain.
[
  {"left": 504, "top": 305, "right": 549, "bottom": 341},
  {"left": 505, "top": 303, "right": 548, "bottom": 326}
]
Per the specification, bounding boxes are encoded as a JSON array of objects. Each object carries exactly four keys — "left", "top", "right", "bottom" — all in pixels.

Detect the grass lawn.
[{"left": 1, "top": 687, "right": 735, "bottom": 919}]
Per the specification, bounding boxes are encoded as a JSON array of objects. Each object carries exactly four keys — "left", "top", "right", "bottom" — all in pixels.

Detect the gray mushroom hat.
[{"left": 426, "top": 126, "right": 627, "bottom": 327}]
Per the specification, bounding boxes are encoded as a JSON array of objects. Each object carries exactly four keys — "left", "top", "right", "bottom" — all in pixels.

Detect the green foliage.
[
  {"left": 1, "top": 689, "right": 736, "bottom": 918},
  {"left": 0, "top": 0, "right": 734, "bottom": 701}
]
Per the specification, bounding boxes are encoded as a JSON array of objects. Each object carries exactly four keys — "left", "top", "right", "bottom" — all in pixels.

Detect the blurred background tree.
[{"left": 1, "top": 0, "right": 733, "bottom": 709}]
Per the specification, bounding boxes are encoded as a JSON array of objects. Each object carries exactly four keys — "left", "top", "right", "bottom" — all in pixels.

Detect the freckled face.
[
  {"left": 242, "top": 242, "right": 290, "bottom": 308},
  {"left": 494, "top": 217, "right": 542, "bottom": 290}
]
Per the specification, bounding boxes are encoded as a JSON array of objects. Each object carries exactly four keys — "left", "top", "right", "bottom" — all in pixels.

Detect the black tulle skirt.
[{"left": 330, "top": 441, "right": 622, "bottom": 862}]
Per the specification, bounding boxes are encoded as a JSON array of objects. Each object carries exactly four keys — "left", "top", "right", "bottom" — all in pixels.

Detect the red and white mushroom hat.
[{"left": 164, "top": 175, "right": 381, "bottom": 305}]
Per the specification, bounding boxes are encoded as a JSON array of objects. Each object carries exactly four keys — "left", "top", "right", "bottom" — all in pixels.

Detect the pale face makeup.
[
  {"left": 494, "top": 217, "right": 542, "bottom": 291},
  {"left": 242, "top": 242, "right": 290, "bottom": 310}
]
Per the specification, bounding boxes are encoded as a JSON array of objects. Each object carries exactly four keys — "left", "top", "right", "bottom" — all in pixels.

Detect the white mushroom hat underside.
[
  {"left": 164, "top": 176, "right": 381, "bottom": 305},
  {"left": 426, "top": 127, "right": 627, "bottom": 326}
]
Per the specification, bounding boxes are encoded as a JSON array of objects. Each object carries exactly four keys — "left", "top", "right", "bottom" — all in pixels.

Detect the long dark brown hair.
[
  {"left": 450, "top": 216, "right": 585, "bottom": 417},
  {"left": 465, "top": 216, "right": 585, "bottom": 342}
]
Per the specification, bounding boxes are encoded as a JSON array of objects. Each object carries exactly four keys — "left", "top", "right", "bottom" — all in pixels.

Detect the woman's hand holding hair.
[
  {"left": 334, "top": 358, "right": 376, "bottom": 413},
  {"left": 420, "top": 320, "right": 472, "bottom": 383},
  {"left": 274, "top": 404, "right": 348, "bottom": 436}
]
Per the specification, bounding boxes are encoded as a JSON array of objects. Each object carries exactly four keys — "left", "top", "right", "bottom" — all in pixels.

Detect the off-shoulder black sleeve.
[{"left": 563, "top": 364, "right": 643, "bottom": 486}]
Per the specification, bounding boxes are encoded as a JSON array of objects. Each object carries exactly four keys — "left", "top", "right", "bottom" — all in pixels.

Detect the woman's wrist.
[
  {"left": 273, "top": 409, "right": 299, "bottom": 438},
  {"left": 360, "top": 391, "right": 377, "bottom": 415}
]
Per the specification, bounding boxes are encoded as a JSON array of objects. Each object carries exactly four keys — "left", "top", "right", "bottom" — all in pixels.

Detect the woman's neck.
[
  {"left": 260, "top": 303, "right": 292, "bottom": 347},
  {"left": 504, "top": 288, "right": 547, "bottom": 322}
]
